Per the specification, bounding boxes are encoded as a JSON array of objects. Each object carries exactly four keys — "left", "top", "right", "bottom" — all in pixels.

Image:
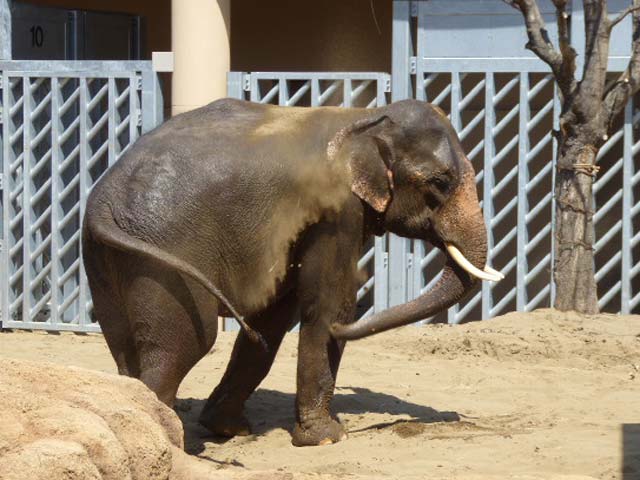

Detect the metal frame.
[{"left": 1, "top": 60, "right": 163, "bottom": 330}]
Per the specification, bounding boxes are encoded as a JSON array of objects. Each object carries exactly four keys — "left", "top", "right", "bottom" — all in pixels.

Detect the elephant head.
[{"left": 330, "top": 100, "right": 502, "bottom": 340}]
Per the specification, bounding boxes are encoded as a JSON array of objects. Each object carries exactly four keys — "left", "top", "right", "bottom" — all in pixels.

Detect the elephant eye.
[
  {"left": 428, "top": 175, "right": 451, "bottom": 195},
  {"left": 424, "top": 191, "right": 440, "bottom": 210}
]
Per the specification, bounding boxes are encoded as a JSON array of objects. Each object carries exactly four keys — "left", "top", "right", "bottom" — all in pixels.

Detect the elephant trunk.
[
  {"left": 329, "top": 251, "right": 480, "bottom": 341},
  {"left": 331, "top": 160, "right": 497, "bottom": 341}
]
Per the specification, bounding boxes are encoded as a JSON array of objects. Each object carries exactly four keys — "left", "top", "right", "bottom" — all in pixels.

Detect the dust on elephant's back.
[
  {"left": 229, "top": 150, "right": 353, "bottom": 313},
  {"left": 107, "top": 102, "right": 358, "bottom": 317}
]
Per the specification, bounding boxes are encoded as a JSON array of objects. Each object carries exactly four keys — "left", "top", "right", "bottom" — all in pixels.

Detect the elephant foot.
[
  {"left": 198, "top": 406, "right": 251, "bottom": 438},
  {"left": 291, "top": 417, "right": 347, "bottom": 447}
]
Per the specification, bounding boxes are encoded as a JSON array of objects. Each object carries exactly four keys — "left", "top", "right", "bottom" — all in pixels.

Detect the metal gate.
[{"left": 0, "top": 60, "right": 163, "bottom": 330}]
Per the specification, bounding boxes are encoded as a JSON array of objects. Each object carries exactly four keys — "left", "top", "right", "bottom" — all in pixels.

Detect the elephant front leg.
[
  {"left": 292, "top": 301, "right": 354, "bottom": 446},
  {"left": 291, "top": 218, "right": 361, "bottom": 447}
]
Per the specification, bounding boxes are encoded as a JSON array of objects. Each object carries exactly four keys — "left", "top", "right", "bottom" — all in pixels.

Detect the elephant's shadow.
[{"left": 175, "top": 386, "right": 460, "bottom": 455}]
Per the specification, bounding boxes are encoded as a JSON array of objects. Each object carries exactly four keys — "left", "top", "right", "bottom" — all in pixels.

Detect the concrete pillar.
[
  {"left": 171, "top": 0, "right": 230, "bottom": 116},
  {"left": 1, "top": 0, "right": 11, "bottom": 59}
]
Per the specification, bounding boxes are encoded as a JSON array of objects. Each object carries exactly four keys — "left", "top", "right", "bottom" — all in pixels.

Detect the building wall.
[
  {"left": 17, "top": 0, "right": 392, "bottom": 102},
  {"left": 16, "top": 0, "right": 173, "bottom": 113},
  {"left": 17, "top": 0, "right": 171, "bottom": 57},
  {"left": 14, "top": 0, "right": 392, "bottom": 115},
  {"left": 231, "top": 0, "right": 391, "bottom": 72}
]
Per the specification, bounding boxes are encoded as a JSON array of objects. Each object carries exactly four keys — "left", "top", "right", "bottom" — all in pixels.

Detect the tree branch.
[
  {"left": 609, "top": 3, "right": 640, "bottom": 31},
  {"left": 603, "top": 0, "right": 640, "bottom": 128},
  {"left": 503, "top": 0, "right": 575, "bottom": 99},
  {"left": 552, "top": 0, "right": 578, "bottom": 99},
  {"left": 503, "top": 0, "right": 522, "bottom": 9},
  {"left": 577, "top": 0, "right": 613, "bottom": 124},
  {"left": 503, "top": 0, "right": 563, "bottom": 67}
]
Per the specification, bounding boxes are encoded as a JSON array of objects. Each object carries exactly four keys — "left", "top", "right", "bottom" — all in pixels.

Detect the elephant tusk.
[
  {"left": 483, "top": 265, "right": 505, "bottom": 280},
  {"left": 445, "top": 243, "right": 502, "bottom": 282}
]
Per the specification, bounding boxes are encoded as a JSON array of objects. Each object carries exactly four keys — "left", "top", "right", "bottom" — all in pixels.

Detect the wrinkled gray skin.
[{"left": 82, "top": 98, "right": 488, "bottom": 447}]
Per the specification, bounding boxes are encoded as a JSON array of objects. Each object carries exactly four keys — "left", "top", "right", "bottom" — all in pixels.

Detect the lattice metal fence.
[
  {"left": 411, "top": 64, "right": 559, "bottom": 323},
  {"left": 593, "top": 100, "right": 640, "bottom": 313},
  {"left": 2, "top": 43, "right": 637, "bottom": 332},
  {"left": 226, "top": 71, "right": 392, "bottom": 330},
  {"left": 1, "top": 60, "right": 163, "bottom": 331},
  {"left": 229, "top": 61, "right": 640, "bottom": 326},
  {"left": 228, "top": 72, "right": 391, "bottom": 108}
]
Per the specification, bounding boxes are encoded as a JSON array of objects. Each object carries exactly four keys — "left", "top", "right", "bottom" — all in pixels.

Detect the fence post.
[
  {"left": 392, "top": 0, "right": 413, "bottom": 101},
  {"left": 141, "top": 69, "right": 164, "bottom": 134},
  {"left": 482, "top": 72, "right": 496, "bottom": 320},
  {"left": 373, "top": 73, "right": 391, "bottom": 314},
  {"left": 388, "top": 0, "right": 413, "bottom": 307},
  {"left": 227, "top": 72, "right": 245, "bottom": 100},
  {"left": 621, "top": 102, "right": 633, "bottom": 313},
  {"left": 516, "top": 72, "right": 529, "bottom": 311},
  {"left": 550, "top": 85, "right": 561, "bottom": 306},
  {"left": 0, "top": 70, "right": 6, "bottom": 327},
  {"left": 447, "top": 72, "right": 462, "bottom": 323},
  {"left": 49, "top": 77, "right": 61, "bottom": 328},
  {"left": 0, "top": 0, "right": 11, "bottom": 60}
]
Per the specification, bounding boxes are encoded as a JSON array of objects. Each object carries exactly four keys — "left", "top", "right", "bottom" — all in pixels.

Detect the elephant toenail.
[{"left": 319, "top": 438, "right": 333, "bottom": 446}]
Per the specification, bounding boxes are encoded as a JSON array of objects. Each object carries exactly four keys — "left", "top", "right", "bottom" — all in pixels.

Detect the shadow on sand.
[{"left": 175, "top": 386, "right": 460, "bottom": 456}]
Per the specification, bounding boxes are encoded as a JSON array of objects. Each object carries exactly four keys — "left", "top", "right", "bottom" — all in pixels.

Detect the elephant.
[{"left": 81, "top": 98, "right": 502, "bottom": 447}]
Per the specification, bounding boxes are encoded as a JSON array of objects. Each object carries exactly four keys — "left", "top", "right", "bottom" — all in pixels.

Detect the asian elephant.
[{"left": 82, "top": 98, "right": 502, "bottom": 447}]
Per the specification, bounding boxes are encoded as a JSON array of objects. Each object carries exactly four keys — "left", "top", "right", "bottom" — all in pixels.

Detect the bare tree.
[{"left": 503, "top": 0, "right": 640, "bottom": 313}]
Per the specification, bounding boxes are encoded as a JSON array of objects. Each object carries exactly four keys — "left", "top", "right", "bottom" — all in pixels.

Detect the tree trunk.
[{"left": 553, "top": 141, "right": 600, "bottom": 314}]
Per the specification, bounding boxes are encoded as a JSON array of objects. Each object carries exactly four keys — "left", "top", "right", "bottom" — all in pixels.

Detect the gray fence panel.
[
  {"left": 3, "top": 7, "right": 637, "bottom": 331},
  {"left": 593, "top": 99, "right": 640, "bottom": 313},
  {"left": 225, "top": 71, "right": 391, "bottom": 331},
  {"left": 411, "top": 69, "right": 555, "bottom": 323},
  {"left": 0, "top": 60, "right": 163, "bottom": 331}
]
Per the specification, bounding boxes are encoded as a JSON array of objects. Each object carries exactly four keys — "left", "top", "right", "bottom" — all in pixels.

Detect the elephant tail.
[{"left": 84, "top": 203, "right": 267, "bottom": 350}]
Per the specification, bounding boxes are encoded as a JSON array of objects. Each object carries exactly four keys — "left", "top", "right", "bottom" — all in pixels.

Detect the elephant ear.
[{"left": 329, "top": 115, "right": 395, "bottom": 213}]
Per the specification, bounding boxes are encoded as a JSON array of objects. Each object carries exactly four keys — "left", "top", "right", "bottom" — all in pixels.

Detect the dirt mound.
[
  {"left": 0, "top": 358, "right": 321, "bottom": 480},
  {"left": 0, "top": 358, "right": 186, "bottom": 480},
  {"left": 386, "top": 309, "right": 640, "bottom": 368}
]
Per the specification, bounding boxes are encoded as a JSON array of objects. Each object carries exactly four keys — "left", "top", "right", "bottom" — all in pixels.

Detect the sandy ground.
[{"left": 1, "top": 308, "right": 639, "bottom": 480}]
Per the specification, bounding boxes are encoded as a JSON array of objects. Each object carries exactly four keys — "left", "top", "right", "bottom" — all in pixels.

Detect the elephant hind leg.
[
  {"left": 199, "top": 291, "right": 297, "bottom": 437},
  {"left": 92, "top": 288, "right": 140, "bottom": 378},
  {"left": 85, "top": 245, "right": 140, "bottom": 378},
  {"left": 116, "top": 256, "right": 219, "bottom": 407}
]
